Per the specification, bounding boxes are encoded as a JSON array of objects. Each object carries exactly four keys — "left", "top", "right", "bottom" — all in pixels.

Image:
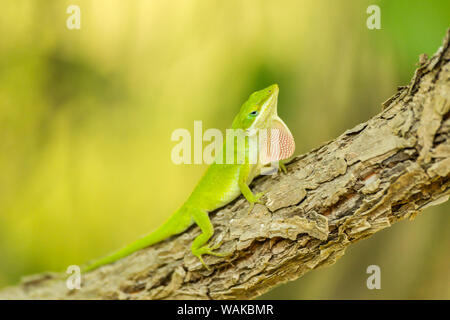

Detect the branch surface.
[{"left": 1, "top": 29, "right": 449, "bottom": 300}]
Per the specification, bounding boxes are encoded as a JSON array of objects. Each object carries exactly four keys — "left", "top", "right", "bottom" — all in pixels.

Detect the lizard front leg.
[{"left": 238, "top": 164, "right": 266, "bottom": 213}]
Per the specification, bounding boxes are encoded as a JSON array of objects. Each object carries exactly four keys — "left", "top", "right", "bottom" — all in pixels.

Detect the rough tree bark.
[{"left": 1, "top": 29, "right": 449, "bottom": 300}]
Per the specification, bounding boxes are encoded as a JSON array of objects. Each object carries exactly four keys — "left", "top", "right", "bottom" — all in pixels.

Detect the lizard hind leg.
[{"left": 189, "top": 207, "right": 230, "bottom": 270}]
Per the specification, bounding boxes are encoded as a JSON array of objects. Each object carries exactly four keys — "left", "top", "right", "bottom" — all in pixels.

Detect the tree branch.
[{"left": 1, "top": 29, "right": 449, "bottom": 300}]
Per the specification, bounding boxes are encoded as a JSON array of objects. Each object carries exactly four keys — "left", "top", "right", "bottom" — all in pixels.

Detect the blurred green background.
[{"left": 0, "top": 0, "right": 449, "bottom": 299}]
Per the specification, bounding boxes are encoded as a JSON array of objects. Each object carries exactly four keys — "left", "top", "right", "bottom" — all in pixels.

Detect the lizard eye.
[{"left": 249, "top": 110, "right": 258, "bottom": 117}]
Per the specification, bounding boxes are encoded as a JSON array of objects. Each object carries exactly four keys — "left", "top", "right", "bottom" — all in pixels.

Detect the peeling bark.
[{"left": 1, "top": 29, "right": 449, "bottom": 300}]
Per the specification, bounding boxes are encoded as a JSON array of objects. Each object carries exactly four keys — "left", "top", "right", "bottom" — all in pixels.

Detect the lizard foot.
[
  {"left": 193, "top": 243, "right": 232, "bottom": 270},
  {"left": 247, "top": 191, "right": 267, "bottom": 214}
]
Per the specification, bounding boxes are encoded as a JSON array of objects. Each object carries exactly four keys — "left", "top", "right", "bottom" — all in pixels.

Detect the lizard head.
[
  {"left": 231, "top": 84, "right": 295, "bottom": 164},
  {"left": 231, "top": 84, "right": 279, "bottom": 130}
]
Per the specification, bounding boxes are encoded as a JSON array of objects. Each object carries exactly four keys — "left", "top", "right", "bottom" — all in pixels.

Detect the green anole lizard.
[{"left": 82, "top": 84, "right": 295, "bottom": 272}]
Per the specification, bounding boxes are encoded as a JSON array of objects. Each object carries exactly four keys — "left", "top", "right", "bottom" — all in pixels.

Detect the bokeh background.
[{"left": 0, "top": 0, "right": 449, "bottom": 299}]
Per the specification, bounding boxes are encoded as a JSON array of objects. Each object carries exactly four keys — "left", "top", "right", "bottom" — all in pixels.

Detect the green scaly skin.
[{"left": 82, "top": 84, "right": 294, "bottom": 272}]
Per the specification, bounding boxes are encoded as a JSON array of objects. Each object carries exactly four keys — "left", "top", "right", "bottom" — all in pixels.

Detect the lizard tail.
[{"left": 82, "top": 207, "right": 193, "bottom": 273}]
